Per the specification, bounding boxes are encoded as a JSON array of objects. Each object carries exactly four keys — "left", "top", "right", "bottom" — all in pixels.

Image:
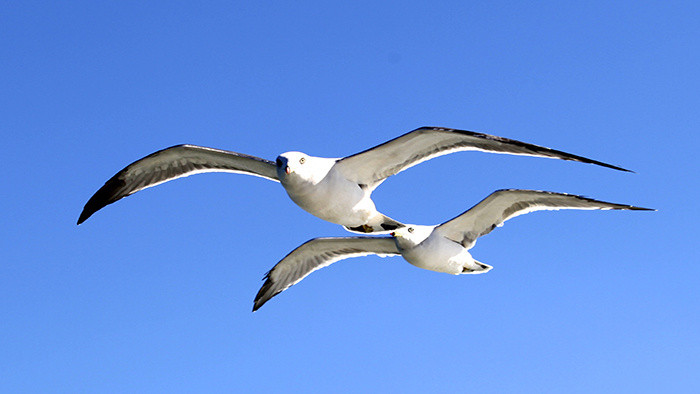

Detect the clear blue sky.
[{"left": 2, "top": 1, "right": 698, "bottom": 392}]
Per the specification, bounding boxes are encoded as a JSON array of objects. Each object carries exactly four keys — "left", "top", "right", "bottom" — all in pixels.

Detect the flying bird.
[
  {"left": 253, "top": 189, "right": 652, "bottom": 311},
  {"left": 77, "top": 127, "right": 630, "bottom": 232}
]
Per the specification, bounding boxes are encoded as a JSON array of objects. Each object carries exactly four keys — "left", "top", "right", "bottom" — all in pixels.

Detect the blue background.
[{"left": 2, "top": 1, "right": 698, "bottom": 392}]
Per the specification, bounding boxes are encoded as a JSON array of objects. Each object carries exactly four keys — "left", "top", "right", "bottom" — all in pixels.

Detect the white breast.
[
  {"left": 402, "top": 234, "right": 468, "bottom": 274},
  {"left": 280, "top": 164, "right": 376, "bottom": 226}
]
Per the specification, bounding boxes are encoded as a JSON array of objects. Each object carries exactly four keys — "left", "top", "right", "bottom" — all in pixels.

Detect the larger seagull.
[
  {"left": 78, "top": 127, "right": 630, "bottom": 232},
  {"left": 253, "top": 189, "right": 652, "bottom": 311}
]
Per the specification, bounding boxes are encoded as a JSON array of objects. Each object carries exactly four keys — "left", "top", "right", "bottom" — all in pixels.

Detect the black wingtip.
[
  {"left": 252, "top": 297, "right": 268, "bottom": 312},
  {"left": 76, "top": 214, "right": 87, "bottom": 225},
  {"left": 252, "top": 278, "right": 269, "bottom": 312},
  {"left": 252, "top": 273, "right": 281, "bottom": 312},
  {"left": 76, "top": 198, "right": 103, "bottom": 225},
  {"left": 77, "top": 205, "right": 97, "bottom": 225},
  {"left": 605, "top": 163, "right": 634, "bottom": 173},
  {"left": 628, "top": 206, "right": 656, "bottom": 211},
  {"left": 76, "top": 176, "right": 128, "bottom": 225},
  {"left": 419, "top": 126, "right": 636, "bottom": 173}
]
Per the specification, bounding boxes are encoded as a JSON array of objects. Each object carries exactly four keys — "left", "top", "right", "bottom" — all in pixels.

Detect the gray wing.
[
  {"left": 334, "top": 127, "right": 630, "bottom": 189},
  {"left": 435, "top": 189, "right": 653, "bottom": 249},
  {"left": 78, "top": 145, "right": 278, "bottom": 224},
  {"left": 253, "top": 237, "right": 400, "bottom": 311}
]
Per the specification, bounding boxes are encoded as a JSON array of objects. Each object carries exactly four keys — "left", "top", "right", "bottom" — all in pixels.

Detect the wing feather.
[
  {"left": 435, "top": 189, "right": 652, "bottom": 248},
  {"left": 78, "top": 145, "right": 278, "bottom": 224},
  {"left": 253, "top": 237, "right": 400, "bottom": 311},
  {"left": 334, "top": 127, "right": 630, "bottom": 188}
]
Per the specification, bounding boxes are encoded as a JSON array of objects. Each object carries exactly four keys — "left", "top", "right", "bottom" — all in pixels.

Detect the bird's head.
[
  {"left": 390, "top": 225, "right": 433, "bottom": 249},
  {"left": 276, "top": 151, "right": 310, "bottom": 177},
  {"left": 276, "top": 152, "right": 334, "bottom": 184}
]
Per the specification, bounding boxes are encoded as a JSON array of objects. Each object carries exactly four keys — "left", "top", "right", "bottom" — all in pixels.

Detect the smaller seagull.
[
  {"left": 78, "top": 127, "right": 631, "bottom": 233},
  {"left": 253, "top": 189, "right": 652, "bottom": 311}
]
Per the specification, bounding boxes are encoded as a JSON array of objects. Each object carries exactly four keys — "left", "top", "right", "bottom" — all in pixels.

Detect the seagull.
[
  {"left": 77, "top": 127, "right": 630, "bottom": 232},
  {"left": 253, "top": 189, "right": 652, "bottom": 311}
]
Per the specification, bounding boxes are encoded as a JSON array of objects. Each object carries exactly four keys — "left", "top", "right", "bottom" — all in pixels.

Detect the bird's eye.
[
  {"left": 408, "top": 227, "right": 414, "bottom": 233},
  {"left": 299, "top": 157, "right": 305, "bottom": 164}
]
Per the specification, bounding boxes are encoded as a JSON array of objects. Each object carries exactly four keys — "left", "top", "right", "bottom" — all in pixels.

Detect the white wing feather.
[
  {"left": 253, "top": 237, "right": 400, "bottom": 311},
  {"left": 334, "top": 127, "right": 629, "bottom": 189},
  {"left": 78, "top": 145, "right": 278, "bottom": 224},
  {"left": 435, "top": 189, "right": 651, "bottom": 248}
]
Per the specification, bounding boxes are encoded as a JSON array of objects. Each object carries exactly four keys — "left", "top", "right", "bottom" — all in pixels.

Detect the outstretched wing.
[
  {"left": 78, "top": 145, "right": 278, "bottom": 224},
  {"left": 334, "top": 127, "right": 630, "bottom": 189},
  {"left": 435, "top": 189, "right": 652, "bottom": 249},
  {"left": 253, "top": 237, "right": 400, "bottom": 311}
]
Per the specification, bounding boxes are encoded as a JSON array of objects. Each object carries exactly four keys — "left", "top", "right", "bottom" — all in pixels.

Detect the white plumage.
[
  {"left": 253, "top": 190, "right": 651, "bottom": 311},
  {"left": 78, "top": 127, "right": 629, "bottom": 233}
]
